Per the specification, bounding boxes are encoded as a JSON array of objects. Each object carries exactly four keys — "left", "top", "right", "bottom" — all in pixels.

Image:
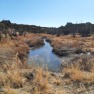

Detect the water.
[{"left": 28, "top": 39, "right": 61, "bottom": 72}]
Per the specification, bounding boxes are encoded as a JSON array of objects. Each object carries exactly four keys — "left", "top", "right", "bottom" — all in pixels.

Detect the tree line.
[{"left": 0, "top": 20, "right": 94, "bottom": 38}]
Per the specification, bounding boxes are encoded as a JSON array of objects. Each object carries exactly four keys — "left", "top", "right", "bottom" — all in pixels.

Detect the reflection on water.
[{"left": 28, "top": 39, "right": 61, "bottom": 72}]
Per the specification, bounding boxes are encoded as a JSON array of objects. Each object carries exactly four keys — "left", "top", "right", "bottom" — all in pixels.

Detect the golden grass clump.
[
  {"left": 0, "top": 66, "right": 24, "bottom": 89},
  {"left": 63, "top": 60, "right": 94, "bottom": 83},
  {"left": 32, "top": 67, "right": 51, "bottom": 94}
]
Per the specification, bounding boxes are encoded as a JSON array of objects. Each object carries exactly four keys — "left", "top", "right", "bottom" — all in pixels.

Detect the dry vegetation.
[
  {"left": 40, "top": 34, "right": 94, "bottom": 54},
  {"left": 0, "top": 33, "right": 94, "bottom": 94},
  {"left": 0, "top": 58, "right": 66, "bottom": 94},
  {"left": 0, "top": 34, "right": 66, "bottom": 94},
  {"left": 23, "top": 33, "right": 44, "bottom": 47},
  {"left": 63, "top": 58, "right": 94, "bottom": 83}
]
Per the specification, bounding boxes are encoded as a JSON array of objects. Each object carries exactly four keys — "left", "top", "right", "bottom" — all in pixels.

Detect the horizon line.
[{"left": 0, "top": 19, "right": 94, "bottom": 28}]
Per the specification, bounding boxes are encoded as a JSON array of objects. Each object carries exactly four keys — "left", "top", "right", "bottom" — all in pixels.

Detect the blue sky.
[{"left": 0, "top": 0, "right": 94, "bottom": 27}]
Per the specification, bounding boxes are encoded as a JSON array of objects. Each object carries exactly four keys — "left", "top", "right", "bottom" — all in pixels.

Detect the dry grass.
[
  {"left": 63, "top": 59, "right": 94, "bottom": 83},
  {"left": 55, "top": 89, "right": 66, "bottom": 94},
  {"left": 0, "top": 63, "right": 24, "bottom": 88},
  {"left": 0, "top": 60, "right": 66, "bottom": 94},
  {"left": 0, "top": 64, "right": 64, "bottom": 94},
  {"left": 40, "top": 34, "right": 94, "bottom": 53},
  {"left": 1, "top": 33, "right": 94, "bottom": 94},
  {"left": 1, "top": 87, "right": 18, "bottom": 94},
  {"left": 32, "top": 67, "right": 50, "bottom": 93},
  {"left": 19, "top": 33, "right": 44, "bottom": 47}
]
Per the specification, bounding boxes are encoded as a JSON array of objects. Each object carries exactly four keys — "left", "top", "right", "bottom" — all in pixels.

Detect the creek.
[{"left": 28, "top": 39, "right": 61, "bottom": 72}]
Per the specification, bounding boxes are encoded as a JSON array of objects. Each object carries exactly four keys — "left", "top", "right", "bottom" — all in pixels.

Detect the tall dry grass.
[
  {"left": 63, "top": 58, "right": 94, "bottom": 83},
  {"left": 0, "top": 61, "right": 66, "bottom": 94}
]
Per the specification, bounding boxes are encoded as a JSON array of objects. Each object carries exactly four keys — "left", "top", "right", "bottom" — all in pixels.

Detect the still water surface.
[{"left": 28, "top": 39, "right": 61, "bottom": 72}]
